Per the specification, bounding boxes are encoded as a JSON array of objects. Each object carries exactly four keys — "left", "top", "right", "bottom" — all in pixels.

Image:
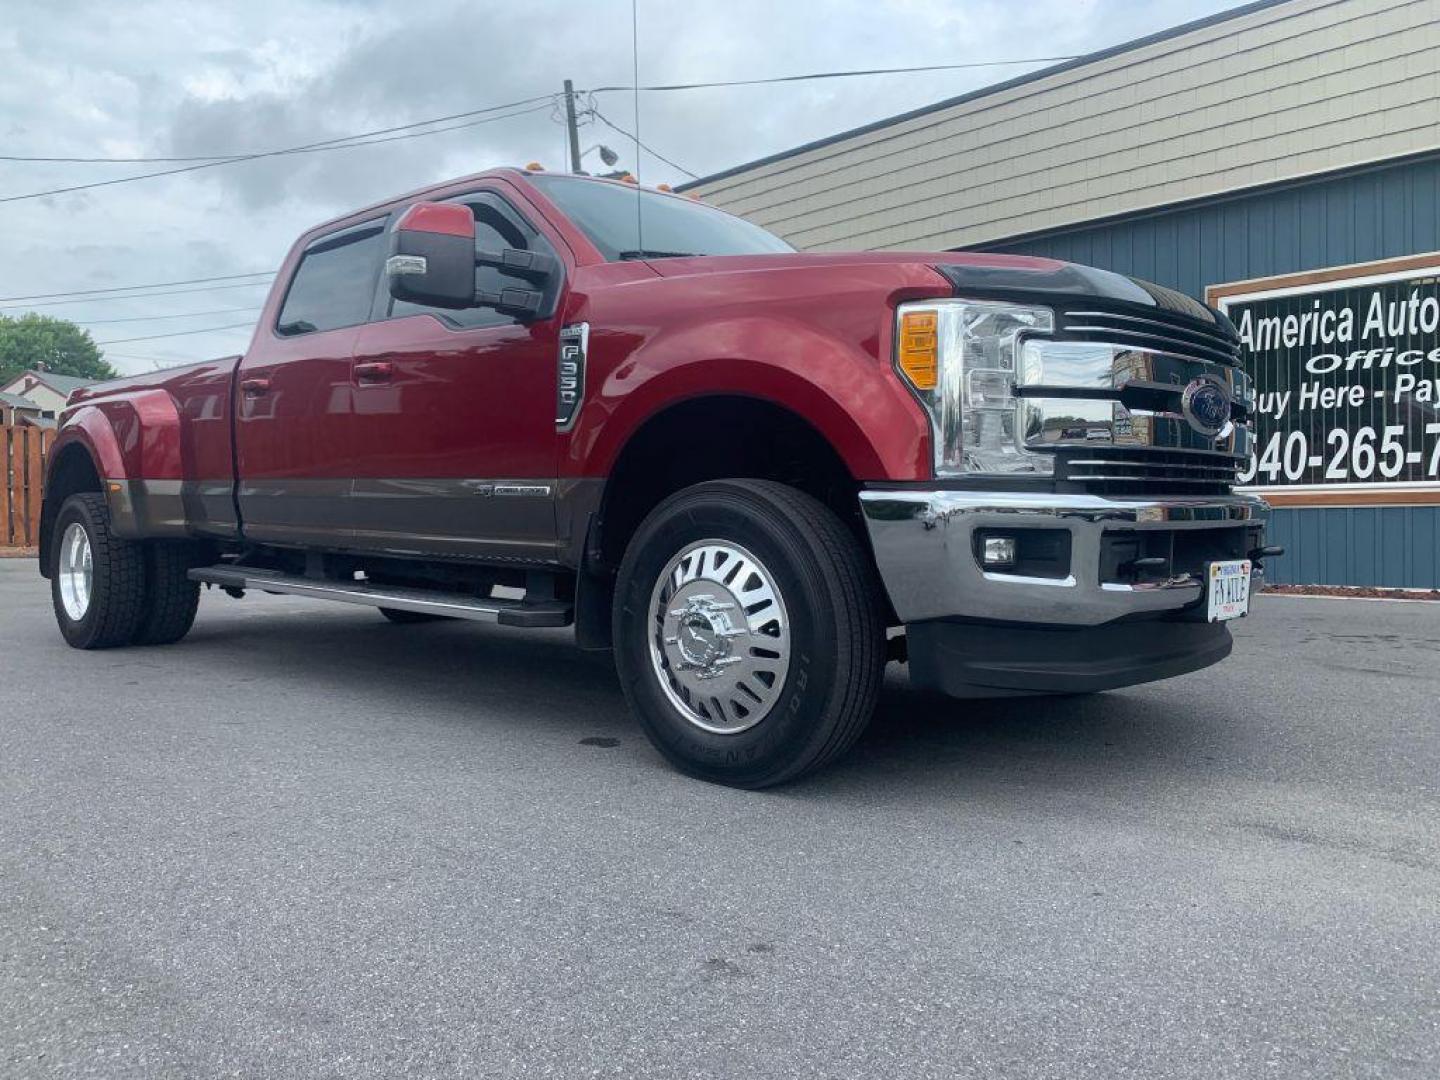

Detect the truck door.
[
  {"left": 344, "top": 189, "right": 566, "bottom": 561},
  {"left": 234, "top": 219, "right": 387, "bottom": 547}
]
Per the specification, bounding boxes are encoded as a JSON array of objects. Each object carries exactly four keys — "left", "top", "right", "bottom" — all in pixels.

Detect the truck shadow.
[
  {"left": 814, "top": 670, "right": 1219, "bottom": 796},
  {"left": 185, "top": 600, "right": 1231, "bottom": 799}
]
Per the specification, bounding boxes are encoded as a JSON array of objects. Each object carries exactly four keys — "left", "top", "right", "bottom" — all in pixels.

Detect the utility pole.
[{"left": 563, "top": 79, "right": 583, "bottom": 173}]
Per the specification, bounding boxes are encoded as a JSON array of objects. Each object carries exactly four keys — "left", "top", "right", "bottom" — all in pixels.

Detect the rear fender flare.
[
  {"left": 43, "top": 392, "right": 185, "bottom": 551},
  {"left": 52, "top": 391, "right": 185, "bottom": 482},
  {"left": 47, "top": 411, "right": 124, "bottom": 486},
  {"left": 40, "top": 423, "right": 116, "bottom": 575}
]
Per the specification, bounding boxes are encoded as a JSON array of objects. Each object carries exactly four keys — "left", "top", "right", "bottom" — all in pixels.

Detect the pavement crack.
[{"left": 1231, "top": 819, "right": 1436, "bottom": 872}]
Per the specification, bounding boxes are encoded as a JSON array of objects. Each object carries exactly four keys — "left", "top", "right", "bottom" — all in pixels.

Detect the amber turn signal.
[{"left": 897, "top": 310, "right": 939, "bottom": 390}]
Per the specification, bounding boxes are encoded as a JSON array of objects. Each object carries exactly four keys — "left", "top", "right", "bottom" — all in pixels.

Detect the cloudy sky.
[{"left": 1, "top": 0, "right": 1239, "bottom": 374}]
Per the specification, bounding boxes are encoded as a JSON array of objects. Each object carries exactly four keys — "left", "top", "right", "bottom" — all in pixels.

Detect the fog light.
[{"left": 981, "top": 535, "right": 1017, "bottom": 568}]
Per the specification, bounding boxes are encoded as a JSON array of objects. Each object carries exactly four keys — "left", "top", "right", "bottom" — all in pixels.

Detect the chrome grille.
[
  {"left": 1016, "top": 338, "right": 1255, "bottom": 459},
  {"left": 1059, "top": 306, "right": 1240, "bottom": 368},
  {"left": 1057, "top": 448, "right": 1239, "bottom": 495},
  {"left": 1008, "top": 302, "right": 1247, "bottom": 493}
]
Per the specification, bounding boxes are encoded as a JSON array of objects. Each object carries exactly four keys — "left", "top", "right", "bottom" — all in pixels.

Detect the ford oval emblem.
[{"left": 1181, "top": 377, "right": 1233, "bottom": 438}]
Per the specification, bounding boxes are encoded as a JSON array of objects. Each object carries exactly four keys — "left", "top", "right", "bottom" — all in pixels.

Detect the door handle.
[
  {"left": 240, "top": 377, "right": 270, "bottom": 397},
  {"left": 354, "top": 360, "right": 394, "bottom": 384}
]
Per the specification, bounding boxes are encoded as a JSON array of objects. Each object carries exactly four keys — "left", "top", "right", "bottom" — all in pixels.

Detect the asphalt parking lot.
[{"left": 1, "top": 557, "right": 1437, "bottom": 1079}]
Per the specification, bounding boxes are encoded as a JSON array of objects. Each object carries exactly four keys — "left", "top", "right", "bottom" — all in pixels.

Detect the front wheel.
[{"left": 612, "top": 479, "right": 885, "bottom": 788}]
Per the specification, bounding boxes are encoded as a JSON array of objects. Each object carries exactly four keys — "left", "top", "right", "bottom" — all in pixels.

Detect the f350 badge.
[{"left": 556, "top": 323, "right": 589, "bottom": 431}]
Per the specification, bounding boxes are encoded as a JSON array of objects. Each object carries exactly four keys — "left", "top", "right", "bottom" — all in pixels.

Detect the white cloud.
[{"left": 0, "top": 0, "right": 1237, "bottom": 373}]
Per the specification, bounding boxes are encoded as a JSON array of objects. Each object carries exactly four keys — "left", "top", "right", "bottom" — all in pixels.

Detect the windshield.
[{"left": 528, "top": 173, "right": 794, "bottom": 261}]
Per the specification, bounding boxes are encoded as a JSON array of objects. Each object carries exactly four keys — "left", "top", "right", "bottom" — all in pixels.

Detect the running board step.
[{"left": 187, "top": 566, "right": 573, "bottom": 627}]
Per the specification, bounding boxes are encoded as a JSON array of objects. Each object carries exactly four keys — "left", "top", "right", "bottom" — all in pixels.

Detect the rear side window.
[
  {"left": 389, "top": 192, "right": 556, "bottom": 329},
  {"left": 276, "top": 222, "right": 386, "bottom": 336}
]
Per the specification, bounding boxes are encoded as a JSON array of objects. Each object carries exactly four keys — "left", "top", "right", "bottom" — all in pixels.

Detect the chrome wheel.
[
  {"left": 648, "top": 540, "right": 791, "bottom": 734},
  {"left": 58, "top": 522, "right": 94, "bottom": 622}
]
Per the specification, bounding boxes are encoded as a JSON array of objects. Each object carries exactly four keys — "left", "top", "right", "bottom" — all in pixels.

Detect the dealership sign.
[{"left": 1210, "top": 258, "right": 1440, "bottom": 499}]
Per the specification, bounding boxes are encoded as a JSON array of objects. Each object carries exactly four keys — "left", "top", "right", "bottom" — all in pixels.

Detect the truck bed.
[{"left": 62, "top": 354, "right": 245, "bottom": 539}]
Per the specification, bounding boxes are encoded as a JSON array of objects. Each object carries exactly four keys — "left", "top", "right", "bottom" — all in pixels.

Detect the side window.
[
  {"left": 276, "top": 222, "right": 386, "bottom": 336},
  {"left": 389, "top": 193, "right": 556, "bottom": 329}
]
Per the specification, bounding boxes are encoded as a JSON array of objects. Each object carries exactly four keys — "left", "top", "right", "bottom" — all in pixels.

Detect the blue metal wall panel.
[{"left": 984, "top": 153, "right": 1440, "bottom": 587}]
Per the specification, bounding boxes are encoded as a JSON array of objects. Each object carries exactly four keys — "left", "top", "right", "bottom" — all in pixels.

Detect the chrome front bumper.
[{"left": 858, "top": 489, "right": 1268, "bottom": 627}]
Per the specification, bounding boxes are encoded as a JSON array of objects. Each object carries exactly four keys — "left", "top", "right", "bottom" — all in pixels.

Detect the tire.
[
  {"left": 50, "top": 493, "right": 147, "bottom": 650},
  {"left": 134, "top": 541, "right": 201, "bottom": 645},
  {"left": 378, "top": 608, "right": 453, "bottom": 625},
  {"left": 612, "top": 479, "right": 885, "bottom": 788}
]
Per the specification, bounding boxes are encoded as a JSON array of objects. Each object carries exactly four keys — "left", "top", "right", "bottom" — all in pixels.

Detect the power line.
[
  {"left": 589, "top": 106, "right": 697, "bottom": 179},
  {"left": 2, "top": 102, "right": 552, "bottom": 205},
  {"left": 1, "top": 94, "right": 555, "bottom": 167},
  {"left": 0, "top": 96, "right": 556, "bottom": 204},
  {"left": 582, "top": 56, "right": 1078, "bottom": 94},
  {"left": 95, "top": 321, "right": 255, "bottom": 346},
  {"left": 1, "top": 151, "right": 239, "bottom": 164},
  {"left": 8, "top": 57, "right": 1080, "bottom": 171},
  {"left": 2, "top": 59, "right": 1080, "bottom": 168},
  {"left": 0, "top": 270, "right": 273, "bottom": 303},
  {"left": 0, "top": 280, "right": 275, "bottom": 313},
  {"left": 1, "top": 94, "right": 555, "bottom": 165},
  {"left": 77, "top": 306, "right": 262, "bottom": 326},
  {"left": 579, "top": 57, "right": 1075, "bottom": 181}
]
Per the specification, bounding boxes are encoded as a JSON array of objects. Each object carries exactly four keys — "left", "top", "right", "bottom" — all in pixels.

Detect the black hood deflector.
[{"left": 934, "top": 261, "right": 1235, "bottom": 336}]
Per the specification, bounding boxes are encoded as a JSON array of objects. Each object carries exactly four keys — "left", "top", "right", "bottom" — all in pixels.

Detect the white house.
[
  {"left": 0, "top": 390, "right": 50, "bottom": 427},
  {"left": 0, "top": 370, "right": 96, "bottom": 415}
]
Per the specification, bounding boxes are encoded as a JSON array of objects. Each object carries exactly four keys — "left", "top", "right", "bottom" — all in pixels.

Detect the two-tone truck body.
[{"left": 41, "top": 168, "right": 1275, "bottom": 786}]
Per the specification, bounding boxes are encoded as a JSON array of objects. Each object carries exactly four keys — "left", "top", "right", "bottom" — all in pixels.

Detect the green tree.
[{"left": 0, "top": 313, "right": 117, "bottom": 387}]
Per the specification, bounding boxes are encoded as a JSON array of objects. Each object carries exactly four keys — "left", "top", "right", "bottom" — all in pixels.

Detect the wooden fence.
[{"left": 1, "top": 422, "right": 52, "bottom": 548}]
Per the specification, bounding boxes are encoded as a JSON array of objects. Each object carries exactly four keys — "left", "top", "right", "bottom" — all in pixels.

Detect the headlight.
[{"left": 894, "top": 299, "right": 1054, "bottom": 476}]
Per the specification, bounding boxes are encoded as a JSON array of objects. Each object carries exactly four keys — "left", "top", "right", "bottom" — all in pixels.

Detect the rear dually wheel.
[
  {"left": 50, "top": 493, "right": 147, "bottom": 650},
  {"left": 133, "top": 541, "right": 201, "bottom": 646}
]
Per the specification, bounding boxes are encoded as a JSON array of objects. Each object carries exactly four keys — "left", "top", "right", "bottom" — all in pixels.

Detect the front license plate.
[{"left": 1207, "top": 559, "right": 1252, "bottom": 622}]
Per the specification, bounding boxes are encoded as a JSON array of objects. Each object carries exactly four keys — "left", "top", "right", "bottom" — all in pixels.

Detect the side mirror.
[
  {"left": 386, "top": 202, "right": 561, "bottom": 318},
  {"left": 386, "top": 202, "right": 477, "bottom": 310},
  {"left": 474, "top": 247, "right": 559, "bottom": 318}
]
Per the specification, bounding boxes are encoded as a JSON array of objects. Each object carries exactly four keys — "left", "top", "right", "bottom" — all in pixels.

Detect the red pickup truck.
[{"left": 40, "top": 167, "right": 1275, "bottom": 786}]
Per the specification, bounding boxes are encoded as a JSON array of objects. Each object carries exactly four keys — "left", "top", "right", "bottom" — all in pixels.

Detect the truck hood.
[{"left": 644, "top": 250, "right": 1230, "bottom": 330}]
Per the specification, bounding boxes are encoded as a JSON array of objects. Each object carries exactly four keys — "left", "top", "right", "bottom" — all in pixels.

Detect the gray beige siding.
[{"left": 691, "top": 0, "right": 1440, "bottom": 252}]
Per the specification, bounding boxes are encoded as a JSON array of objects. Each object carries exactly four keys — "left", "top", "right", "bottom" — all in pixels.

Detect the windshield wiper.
[{"left": 617, "top": 249, "right": 703, "bottom": 261}]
